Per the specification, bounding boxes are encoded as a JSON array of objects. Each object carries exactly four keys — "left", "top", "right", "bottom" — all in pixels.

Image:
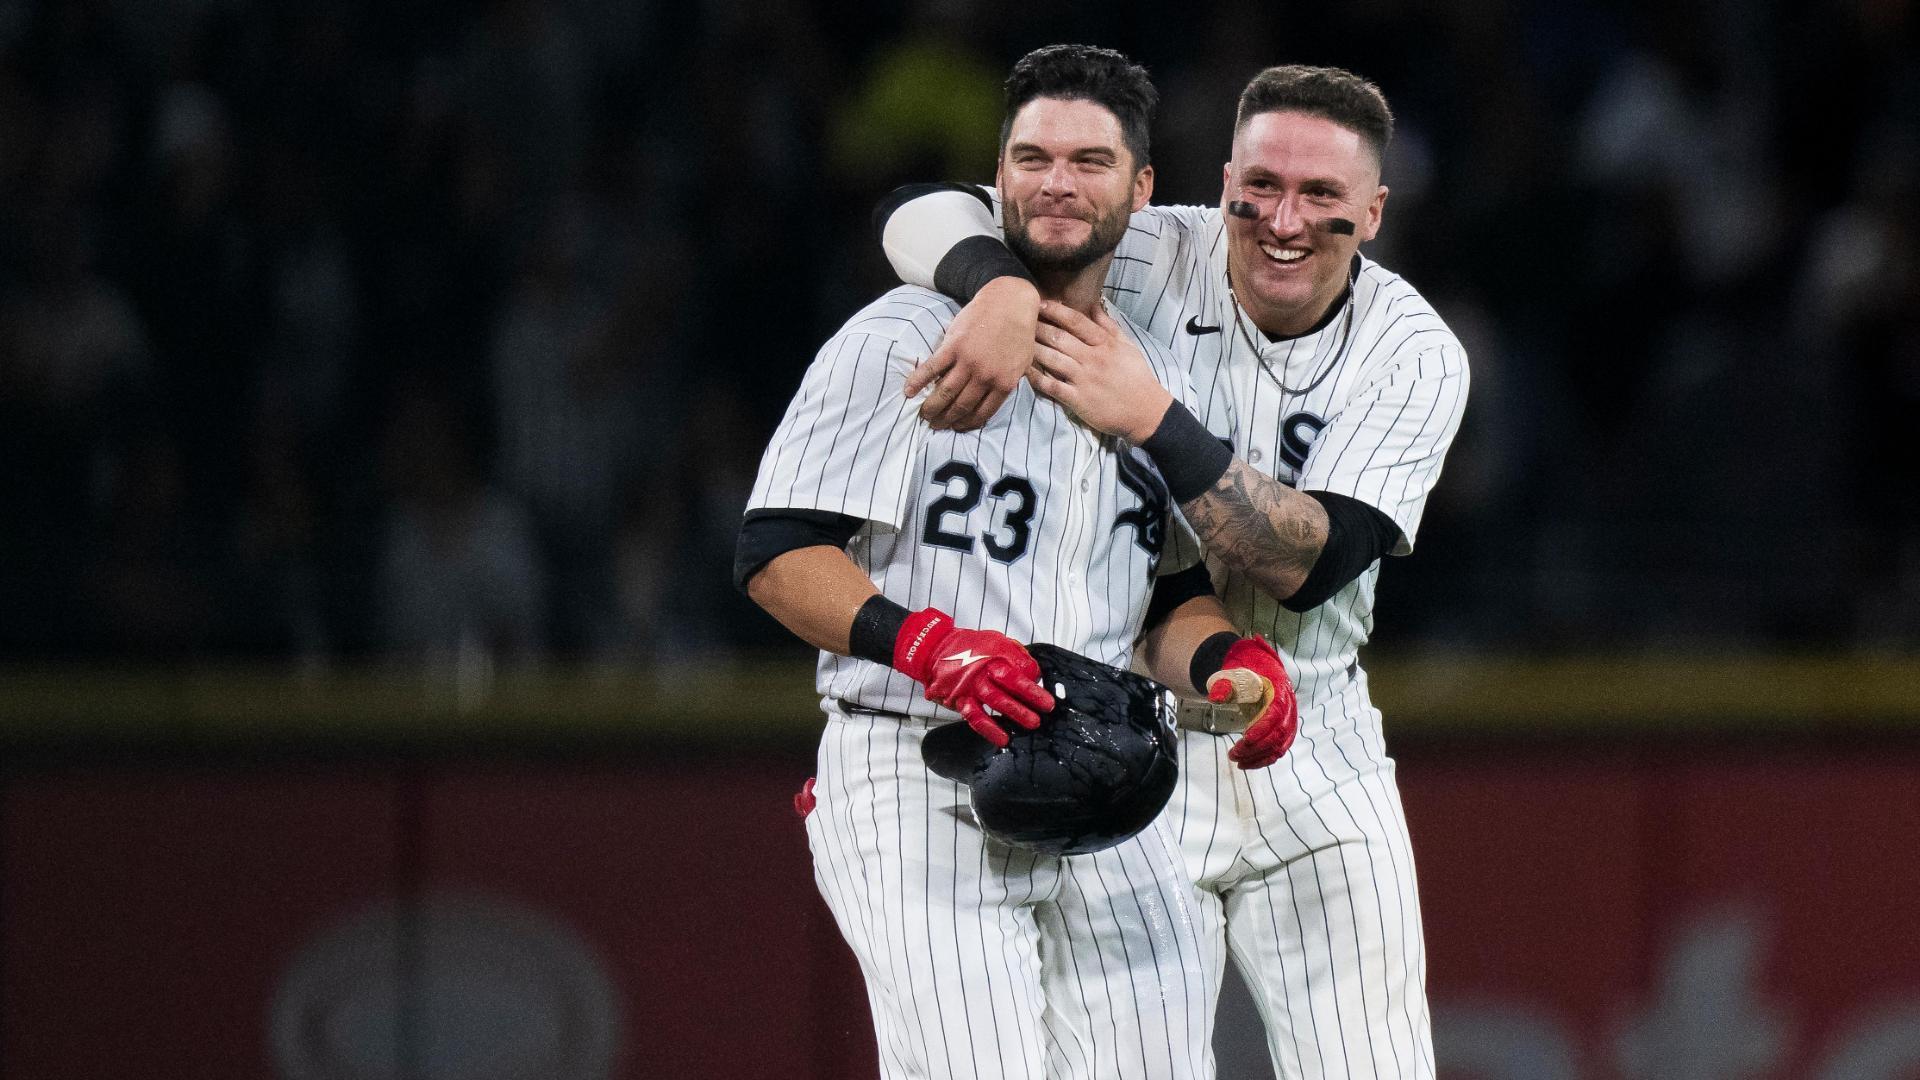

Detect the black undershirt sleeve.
[
  {"left": 732, "top": 508, "right": 865, "bottom": 593},
  {"left": 1142, "top": 562, "right": 1215, "bottom": 636},
  {"left": 1283, "top": 491, "right": 1403, "bottom": 612}
]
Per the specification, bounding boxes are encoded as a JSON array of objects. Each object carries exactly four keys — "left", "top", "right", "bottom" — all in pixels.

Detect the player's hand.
[
  {"left": 1206, "top": 635, "right": 1299, "bottom": 769},
  {"left": 893, "top": 608, "right": 1056, "bottom": 747},
  {"left": 1028, "top": 300, "right": 1173, "bottom": 444},
  {"left": 904, "top": 277, "right": 1042, "bottom": 432}
]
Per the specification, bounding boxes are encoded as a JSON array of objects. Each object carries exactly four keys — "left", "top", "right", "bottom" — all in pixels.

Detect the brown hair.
[
  {"left": 1235, "top": 65, "right": 1393, "bottom": 163},
  {"left": 1001, "top": 44, "right": 1158, "bottom": 169}
]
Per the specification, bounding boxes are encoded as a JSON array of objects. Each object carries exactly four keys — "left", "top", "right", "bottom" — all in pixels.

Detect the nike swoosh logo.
[
  {"left": 943, "top": 649, "right": 992, "bottom": 668},
  {"left": 1186, "top": 316, "right": 1222, "bottom": 335}
]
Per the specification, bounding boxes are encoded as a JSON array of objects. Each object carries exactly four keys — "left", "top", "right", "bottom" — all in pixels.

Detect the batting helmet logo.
[{"left": 921, "top": 643, "right": 1180, "bottom": 856}]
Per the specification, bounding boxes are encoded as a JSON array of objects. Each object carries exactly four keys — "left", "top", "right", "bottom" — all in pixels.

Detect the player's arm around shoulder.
[
  {"left": 1105, "top": 201, "right": 1215, "bottom": 315},
  {"left": 874, "top": 183, "right": 1040, "bottom": 433},
  {"left": 901, "top": 276, "right": 1044, "bottom": 434},
  {"left": 872, "top": 183, "right": 1206, "bottom": 297},
  {"left": 874, "top": 185, "right": 1209, "bottom": 434},
  {"left": 1024, "top": 301, "right": 1184, "bottom": 444}
]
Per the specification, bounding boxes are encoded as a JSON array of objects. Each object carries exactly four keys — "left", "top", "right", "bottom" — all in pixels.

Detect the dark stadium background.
[{"left": 3, "top": 1, "right": 1917, "bottom": 1077}]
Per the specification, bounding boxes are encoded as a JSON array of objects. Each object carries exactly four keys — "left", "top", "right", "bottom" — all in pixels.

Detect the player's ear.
[
  {"left": 1131, "top": 163, "right": 1153, "bottom": 212},
  {"left": 1361, "top": 184, "right": 1387, "bottom": 242},
  {"left": 1220, "top": 161, "right": 1233, "bottom": 206}
]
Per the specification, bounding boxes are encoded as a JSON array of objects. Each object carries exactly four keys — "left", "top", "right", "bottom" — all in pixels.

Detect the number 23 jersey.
[{"left": 746, "top": 284, "right": 1204, "bottom": 720}]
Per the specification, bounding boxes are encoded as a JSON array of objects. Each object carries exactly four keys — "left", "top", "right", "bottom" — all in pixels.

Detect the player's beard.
[{"left": 1004, "top": 200, "right": 1131, "bottom": 275}]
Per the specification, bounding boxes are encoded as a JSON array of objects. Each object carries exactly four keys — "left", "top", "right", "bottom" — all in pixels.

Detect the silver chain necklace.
[{"left": 1225, "top": 266, "right": 1358, "bottom": 398}]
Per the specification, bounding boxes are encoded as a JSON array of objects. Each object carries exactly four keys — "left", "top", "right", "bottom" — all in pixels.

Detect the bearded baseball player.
[
  {"left": 874, "top": 65, "right": 1469, "bottom": 1080},
  {"left": 736, "top": 46, "right": 1301, "bottom": 1080}
]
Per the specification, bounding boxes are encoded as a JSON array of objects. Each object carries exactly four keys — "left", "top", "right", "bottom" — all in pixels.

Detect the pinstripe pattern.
[
  {"left": 1100, "top": 203, "right": 1462, "bottom": 1080},
  {"left": 880, "top": 189, "right": 1469, "bottom": 1077},
  {"left": 808, "top": 707, "right": 1216, "bottom": 1080},
  {"left": 757, "top": 286, "right": 1217, "bottom": 1078},
  {"left": 748, "top": 286, "right": 1207, "bottom": 720}
]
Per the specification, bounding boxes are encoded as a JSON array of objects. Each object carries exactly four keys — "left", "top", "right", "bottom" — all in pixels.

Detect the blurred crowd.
[{"left": 1, "top": 0, "right": 1915, "bottom": 668}]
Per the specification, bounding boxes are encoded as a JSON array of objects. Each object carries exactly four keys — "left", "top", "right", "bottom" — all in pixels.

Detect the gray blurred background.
[{"left": 3, "top": 1, "right": 1919, "bottom": 1078}]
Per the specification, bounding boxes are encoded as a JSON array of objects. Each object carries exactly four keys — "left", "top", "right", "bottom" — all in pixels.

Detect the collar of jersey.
[{"left": 1209, "top": 233, "right": 1364, "bottom": 346}]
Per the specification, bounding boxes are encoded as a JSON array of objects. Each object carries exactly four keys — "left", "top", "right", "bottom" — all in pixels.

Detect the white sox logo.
[
  {"left": 1113, "top": 450, "right": 1170, "bottom": 561},
  {"left": 1280, "top": 412, "right": 1327, "bottom": 473}
]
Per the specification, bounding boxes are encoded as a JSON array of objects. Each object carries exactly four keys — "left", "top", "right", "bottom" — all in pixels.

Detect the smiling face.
[
  {"left": 1222, "top": 110, "right": 1387, "bottom": 337},
  {"left": 999, "top": 96, "right": 1153, "bottom": 278}
]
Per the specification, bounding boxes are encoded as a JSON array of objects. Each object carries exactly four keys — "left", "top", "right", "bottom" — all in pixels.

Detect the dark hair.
[
  {"left": 1235, "top": 65, "right": 1394, "bottom": 163},
  {"left": 1000, "top": 44, "right": 1157, "bottom": 169}
]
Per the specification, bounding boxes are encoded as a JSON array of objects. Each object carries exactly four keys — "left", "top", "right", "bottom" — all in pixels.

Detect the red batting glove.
[
  {"left": 894, "top": 608, "right": 1056, "bottom": 747},
  {"left": 1206, "top": 635, "right": 1300, "bottom": 770}
]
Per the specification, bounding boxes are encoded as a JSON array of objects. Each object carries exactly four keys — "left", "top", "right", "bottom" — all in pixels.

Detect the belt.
[
  {"left": 837, "top": 698, "right": 1248, "bottom": 735},
  {"left": 834, "top": 699, "right": 937, "bottom": 725},
  {"left": 1174, "top": 697, "right": 1251, "bottom": 735}
]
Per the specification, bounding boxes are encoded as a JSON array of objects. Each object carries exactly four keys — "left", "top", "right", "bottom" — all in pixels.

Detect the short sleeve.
[
  {"left": 746, "top": 332, "right": 930, "bottom": 528},
  {"left": 1297, "top": 341, "right": 1470, "bottom": 554}
]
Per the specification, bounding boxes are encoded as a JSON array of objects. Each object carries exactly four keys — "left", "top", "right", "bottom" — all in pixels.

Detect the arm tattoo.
[{"left": 1179, "top": 461, "right": 1327, "bottom": 597}]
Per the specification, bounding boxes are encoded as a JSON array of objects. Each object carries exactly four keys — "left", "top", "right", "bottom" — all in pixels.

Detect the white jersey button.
[{"left": 1249, "top": 448, "right": 1263, "bottom": 464}]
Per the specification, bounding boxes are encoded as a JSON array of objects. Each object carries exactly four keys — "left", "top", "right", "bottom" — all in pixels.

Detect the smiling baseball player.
[
  {"left": 874, "top": 65, "right": 1469, "bottom": 1080},
  {"left": 736, "top": 46, "right": 1299, "bottom": 1080}
]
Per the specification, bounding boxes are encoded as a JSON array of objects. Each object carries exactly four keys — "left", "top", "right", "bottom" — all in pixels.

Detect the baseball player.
[
  {"left": 735, "top": 46, "right": 1299, "bottom": 1080},
  {"left": 873, "top": 65, "right": 1469, "bottom": 1080}
]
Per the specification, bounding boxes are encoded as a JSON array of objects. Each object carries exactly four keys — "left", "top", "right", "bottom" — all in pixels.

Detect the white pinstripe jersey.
[
  {"left": 1102, "top": 205, "right": 1468, "bottom": 792},
  {"left": 884, "top": 188, "right": 1460, "bottom": 1080},
  {"left": 747, "top": 285, "right": 1206, "bottom": 719},
  {"left": 1107, "top": 204, "right": 1468, "bottom": 702},
  {"left": 896, "top": 192, "right": 1470, "bottom": 766}
]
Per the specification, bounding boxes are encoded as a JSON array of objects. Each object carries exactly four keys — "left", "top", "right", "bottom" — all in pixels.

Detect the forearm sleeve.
[{"left": 876, "top": 183, "right": 1020, "bottom": 298}]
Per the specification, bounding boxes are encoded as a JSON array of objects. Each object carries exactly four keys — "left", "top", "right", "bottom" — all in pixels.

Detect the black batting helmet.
[{"left": 921, "top": 643, "right": 1180, "bottom": 857}]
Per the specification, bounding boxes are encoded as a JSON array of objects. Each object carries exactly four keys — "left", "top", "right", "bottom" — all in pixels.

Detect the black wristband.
[
  {"left": 1189, "top": 631, "right": 1240, "bottom": 696},
  {"left": 1141, "top": 402, "right": 1233, "bottom": 503},
  {"left": 849, "top": 594, "right": 912, "bottom": 667},
  {"left": 933, "top": 235, "right": 1036, "bottom": 304}
]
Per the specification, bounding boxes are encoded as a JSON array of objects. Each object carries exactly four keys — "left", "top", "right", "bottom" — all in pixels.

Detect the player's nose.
[
  {"left": 1040, "top": 160, "right": 1077, "bottom": 196},
  {"left": 1267, "top": 195, "right": 1305, "bottom": 236}
]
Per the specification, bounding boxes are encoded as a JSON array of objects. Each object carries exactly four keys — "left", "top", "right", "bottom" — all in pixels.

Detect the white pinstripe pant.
[
  {"left": 1174, "top": 729, "right": 1435, "bottom": 1080},
  {"left": 807, "top": 707, "right": 1216, "bottom": 1080}
]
